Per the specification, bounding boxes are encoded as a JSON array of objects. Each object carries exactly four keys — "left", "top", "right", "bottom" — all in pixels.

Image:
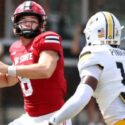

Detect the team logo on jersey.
[{"left": 14, "top": 53, "right": 33, "bottom": 64}]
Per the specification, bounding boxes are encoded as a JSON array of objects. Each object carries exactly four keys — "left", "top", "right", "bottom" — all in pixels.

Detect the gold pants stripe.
[{"left": 114, "top": 119, "right": 125, "bottom": 125}]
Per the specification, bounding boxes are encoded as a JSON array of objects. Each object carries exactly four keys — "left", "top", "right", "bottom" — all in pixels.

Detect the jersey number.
[
  {"left": 20, "top": 78, "right": 33, "bottom": 97},
  {"left": 116, "top": 62, "right": 125, "bottom": 102}
]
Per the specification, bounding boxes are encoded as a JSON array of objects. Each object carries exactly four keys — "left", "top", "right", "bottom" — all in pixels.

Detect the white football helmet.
[{"left": 84, "top": 11, "right": 122, "bottom": 46}]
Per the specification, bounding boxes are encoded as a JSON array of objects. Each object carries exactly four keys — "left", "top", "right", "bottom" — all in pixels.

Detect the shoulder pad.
[
  {"left": 79, "top": 51, "right": 92, "bottom": 62},
  {"left": 78, "top": 46, "right": 104, "bottom": 69},
  {"left": 32, "top": 31, "right": 63, "bottom": 56},
  {"left": 35, "top": 31, "right": 61, "bottom": 39},
  {"left": 42, "top": 31, "right": 60, "bottom": 37}
]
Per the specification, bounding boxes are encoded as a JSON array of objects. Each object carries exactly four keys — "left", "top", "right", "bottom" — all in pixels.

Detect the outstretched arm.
[
  {"left": 48, "top": 76, "right": 96, "bottom": 125},
  {"left": 0, "top": 50, "right": 59, "bottom": 79},
  {"left": 47, "top": 65, "right": 102, "bottom": 125}
]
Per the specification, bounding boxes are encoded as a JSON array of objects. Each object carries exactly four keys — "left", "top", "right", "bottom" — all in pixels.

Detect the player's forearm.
[
  {"left": 49, "top": 83, "right": 93, "bottom": 125},
  {"left": 15, "top": 63, "right": 55, "bottom": 79},
  {"left": 0, "top": 61, "right": 55, "bottom": 79}
]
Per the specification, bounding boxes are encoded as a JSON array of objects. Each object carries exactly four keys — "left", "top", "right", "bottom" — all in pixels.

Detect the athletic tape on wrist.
[{"left": 8, "top": 65, "right": 16, "bottom": 76}]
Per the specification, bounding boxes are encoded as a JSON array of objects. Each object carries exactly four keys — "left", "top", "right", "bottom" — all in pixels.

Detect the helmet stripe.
[
  {"left": 111, "top": 14, "right": 115, "bottom": 39},
  {"left": 24, "top": 1, "right": 32, "bottom": 10},
  {"left": 103, "top": 12, "right": 114, "bottom": 40},
  {"left": 103, "top": 13, "right": 108, "bottom": 39}
]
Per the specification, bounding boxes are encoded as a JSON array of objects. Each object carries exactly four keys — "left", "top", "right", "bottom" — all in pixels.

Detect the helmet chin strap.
[
  {"left": 14, "top": 23, "right": 41, "bottom": 39},
  {"left": 21, "top": 29, "right": 40, "bottom": 39}
]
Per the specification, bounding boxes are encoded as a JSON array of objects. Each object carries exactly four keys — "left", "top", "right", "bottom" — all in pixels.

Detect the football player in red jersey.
[{"left": 0, "top": 1, "right": 72, "bottom": 125}]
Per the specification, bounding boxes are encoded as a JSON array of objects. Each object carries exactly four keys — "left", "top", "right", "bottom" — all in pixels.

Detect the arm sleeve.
[
  {"left": 49, "top": 83, "right": 93, "bottom": 125},
  {"left": 79, "top": 65, "right": 102, "bottom": 80}
]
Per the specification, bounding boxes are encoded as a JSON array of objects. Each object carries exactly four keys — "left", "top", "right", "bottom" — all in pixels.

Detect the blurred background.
[{"left": 0, "top": 0, "right": 125, "bottom": 125}]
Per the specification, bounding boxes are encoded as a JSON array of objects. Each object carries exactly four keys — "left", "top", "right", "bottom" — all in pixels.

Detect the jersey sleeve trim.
[
  {"left": 45, "top": 35, "right": 60, "bottom": 44},
  {"left": 79, "top": 51, "right": 92, "bottom": 62}
]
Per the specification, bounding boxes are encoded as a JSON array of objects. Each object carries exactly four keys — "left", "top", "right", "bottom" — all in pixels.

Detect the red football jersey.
[{"left": 9, "top": 31, "right": 67, "bottom": 116}]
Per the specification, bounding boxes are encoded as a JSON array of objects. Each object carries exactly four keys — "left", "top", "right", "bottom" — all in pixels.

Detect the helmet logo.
[{"left": 98, "top": 28, "right": 104, "bottom": 38}]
